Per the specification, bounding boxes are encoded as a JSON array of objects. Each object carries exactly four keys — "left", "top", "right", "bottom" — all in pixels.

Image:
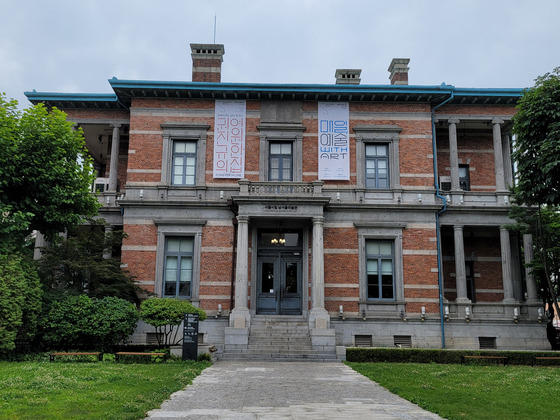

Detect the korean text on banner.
[
  {"left": 318, "top": 102, "right": 350, "bottom": 180},
  {"left": 214, "top": 100, "right": 246, "bottom": 179}
]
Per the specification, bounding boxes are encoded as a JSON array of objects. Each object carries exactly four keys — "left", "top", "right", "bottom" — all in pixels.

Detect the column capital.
[
  {"left": 312, "top": 216, "right": 324, "bottom": 225},
  {"left": 237, "top": 215, "right": 250, "bottom": 224},
  {"left": 453, "top": 224, "right": 464, "bottom": 231},
  {"left": 447, "top": 118, "right": 460, "bottom": 125},
  {"left": 110, "top": 123, "right": 122, "bottom": 129},
  {"left": 491, "top": 117, "right": 504, "bottom": 125}
]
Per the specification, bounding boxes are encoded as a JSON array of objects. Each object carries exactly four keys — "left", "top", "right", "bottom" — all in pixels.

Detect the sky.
[{"left": 1, "top": 0, "right": 559, "bottom": 108}]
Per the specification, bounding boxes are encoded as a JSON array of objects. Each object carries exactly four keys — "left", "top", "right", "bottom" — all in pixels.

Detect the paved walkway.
[{"left": 146, "top": 361, "right": 443, "bottom": 419}]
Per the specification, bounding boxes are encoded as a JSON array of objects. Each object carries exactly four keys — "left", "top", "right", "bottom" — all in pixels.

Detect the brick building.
[{"left": 26, "top": 44, "right": 549, "bottom": 358}]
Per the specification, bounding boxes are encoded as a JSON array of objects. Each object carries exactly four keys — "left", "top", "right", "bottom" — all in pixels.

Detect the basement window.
[
  {"left": 355, "top": 335, "right": 373, "bottom": 347},
  {"left": 479, "top": 337, "right": 497, "bottom": 349},
  {"left": 394, "top": 335, "right": 412, "bottom": 348}
]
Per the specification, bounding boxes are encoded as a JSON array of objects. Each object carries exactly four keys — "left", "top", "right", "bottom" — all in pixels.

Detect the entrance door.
[{"left": 257, "top": 252, "right": 302, "bottom": 315}]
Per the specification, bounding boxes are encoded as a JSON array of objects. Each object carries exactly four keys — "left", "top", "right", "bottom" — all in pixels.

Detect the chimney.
[
  {"left": 335, "top": 69, "right": 362, "bottom": 85},
  {"left": 190, "top": 43, "right": 225, "bottom": 82},
  {"left": 388, "top": 58, "right": 410, "bottom": 85}
]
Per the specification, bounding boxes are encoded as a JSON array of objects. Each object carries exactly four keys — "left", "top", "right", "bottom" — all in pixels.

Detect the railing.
[{"left": 238, "top": 180, "right": 323, "bottom": 197}]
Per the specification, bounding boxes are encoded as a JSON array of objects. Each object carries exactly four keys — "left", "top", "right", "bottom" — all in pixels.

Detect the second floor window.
[
  {"left": 365, "top": 144, "right": 389, "bottom": 188},
  {"left": 459, "top": 164, "right": 470, "bottom": 191},
  {"left": 172, "top": 141, "right": 197, "bottom": 185},
  {"left": 269, "top": 142, "right": 293, "bottom": 181}
]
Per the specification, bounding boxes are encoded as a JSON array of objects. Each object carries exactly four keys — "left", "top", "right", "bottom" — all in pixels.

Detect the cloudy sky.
[{"left": 1, "top": 0, "right": 559, "bottom": 108}]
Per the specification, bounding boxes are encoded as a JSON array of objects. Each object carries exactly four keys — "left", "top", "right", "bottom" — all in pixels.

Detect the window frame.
[
  {"left": 459, "top": 164, "right": 470, "bottom": 191},
  {"left": 268, "top": 141, "right": 294, "bottom": 181},
  {"left": 161, "top": 123, "right": 209, "bottom": 188},
  {"left": 154, "top": 220, "right": 206, "bottom": 303},
  {"left": 258, "top": 124, "right": 305, "bottom": 182},
  {"left": 365, "top": 144, "right": 390, "bottom": 189},
  {"left": 163, "top": 237, "right": 194, "bottom": 298},
  {"left": 365, "top": 239, "right": 395, "bottom": 300},
  {"left": 171, "top": 141, "right": 197, "bottom": 186},
  {"left": 356, "top": 223, "right": 404, "bottom": 307},
  {"left": 354, "top": 125, "right": 401, "bottom": 191}
]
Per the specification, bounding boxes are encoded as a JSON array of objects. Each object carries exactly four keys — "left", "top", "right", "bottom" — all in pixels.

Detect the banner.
[
  {"left": 318, "top": 102, "right": 350, "bottom": 180},
  {"left": 213, "top": 100, "right": 246, "bottom": 178}
]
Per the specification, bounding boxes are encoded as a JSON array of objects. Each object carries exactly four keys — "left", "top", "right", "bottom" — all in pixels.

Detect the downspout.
[{"left": 431, "top": 89, "right": 454, "bottom": 349}]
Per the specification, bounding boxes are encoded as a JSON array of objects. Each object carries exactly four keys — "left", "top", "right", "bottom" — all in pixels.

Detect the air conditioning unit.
[
  {"left": 439, "top": 176, "right": 451, "bottom": 191},
  {"left": 92, "top": 177, "right": 110, "bottom": 193}
]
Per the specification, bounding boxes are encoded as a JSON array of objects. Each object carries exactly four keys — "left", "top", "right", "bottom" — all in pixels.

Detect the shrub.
[
  {"left": 0, "top": 254, "right": 42, "bottom": 353},
  {"left": 41, "top": 295, "right": 138, "bottom": 351},
  {"left": 140, "top": 298, "right": 206, "bottom": 347}
]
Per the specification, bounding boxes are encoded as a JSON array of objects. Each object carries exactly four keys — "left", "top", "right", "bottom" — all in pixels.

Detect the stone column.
[
  {"left": 453, "top": 225, "right": 470, "bottom": 303},
  {"left": 230, "top": 215, "right": 250, "bottom": 328},
  {"left": 523, "top": 233, "right": 540, "bottom": 304},
  {"left": 108, "top": 124, "right": 121, "bottom": 192},
  {"left": 492, "top": 118, "right": 507, "bottom": 192},
  {"left": 103, "top": 226, "right": 114, "bottom": 259},
  {"left": 500, "top": 227, "right": 516, "bottom": 303},
  {"left": 448, "top": 119, "right": 461, "bottom": 191},
  {"left": 309, "top": 216, "right": 329, "bottom": 329},
  {"left": 33, "top": 231, "right": 47, "bottom": 260}
]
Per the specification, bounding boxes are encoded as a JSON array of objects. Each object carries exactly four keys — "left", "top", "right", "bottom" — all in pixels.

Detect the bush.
[
  {"left": 140, "top": 298, "right": 206, "bottom": 347},
  {"left": 41, "top": 295, "right": 138, "bottom": 351},
  {"left": 0, "top": 254, "right": 42, "bottom": 353},
  {"left": 345, "top": 347, "right": 560, "bottom": 365}
]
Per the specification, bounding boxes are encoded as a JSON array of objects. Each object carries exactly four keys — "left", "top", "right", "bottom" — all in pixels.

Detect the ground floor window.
[
  {"left": 164, "top": 237, "right": 193, "bottom": 298},
  {"left": 366, "top": 240, "right": 395, "bottom": 300}
]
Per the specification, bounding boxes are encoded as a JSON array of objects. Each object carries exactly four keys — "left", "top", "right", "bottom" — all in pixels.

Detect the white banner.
[
  {"left": 213, "top": 100, "right": 246, "bottom": 179},
  {"left": 318, "top": 102, "right": 350, "bottom": 180}
]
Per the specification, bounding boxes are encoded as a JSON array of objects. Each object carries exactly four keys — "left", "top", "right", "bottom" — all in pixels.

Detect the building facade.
[{"left": 26, "top": 44, "right": 549, "bottom": 358}]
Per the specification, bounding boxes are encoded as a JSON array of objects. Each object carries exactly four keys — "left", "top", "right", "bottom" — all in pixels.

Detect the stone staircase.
[{"left": 221, "top": 316, "right": 337, "bottom": 361}]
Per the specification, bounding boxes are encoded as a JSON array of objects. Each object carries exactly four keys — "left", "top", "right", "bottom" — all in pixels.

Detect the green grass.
[
  {"left": 0, "top": 360, "right": 210, "bottom": 420},
  {"left": 348, "top": 362, "right": 560, "bottom": 420}
]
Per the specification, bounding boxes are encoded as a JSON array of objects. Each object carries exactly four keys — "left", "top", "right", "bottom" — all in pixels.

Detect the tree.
[
  {"left": 512, "top": 68, "right": 560, "bottom": 322},
  {"left": 0, "top": 94, "right": 99, "bottom": 250},
  {"left": 37, "top": 220, "right": 142, "bottom": 305},
  {"left": 140, "top": 298, "right": 206, "bottom": 347},
  {"left": 0, "top": 254, "right": 42, "bottom": 353}
]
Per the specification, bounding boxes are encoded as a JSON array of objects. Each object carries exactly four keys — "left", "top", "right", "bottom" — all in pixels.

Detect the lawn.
[
  {"left": 348, "top": 362, "right": 560, "bottom": 420},
  {"left": 0, "top": 360, "right": 210, "bottom": 420}
]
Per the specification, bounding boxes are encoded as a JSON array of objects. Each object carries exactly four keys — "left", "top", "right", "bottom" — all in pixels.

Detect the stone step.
[{"left": 220, "top": 353, "right": 338, "bottom": 362}]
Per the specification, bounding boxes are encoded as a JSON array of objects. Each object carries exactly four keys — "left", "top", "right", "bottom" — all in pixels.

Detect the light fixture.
[
  {"left": 446, "top": 195, "right": 451, "bottom": 203},
  {"left": 513, "top": 307, "right": 519, "bottom": 323},
  {"left": 459, "top": 196, "right": 464, "bottom": 204},
  {"left": 106, "top": 196, "right": 110, "bottom": 205},
  {"left": 538, "top": 308, "right": 543, "bottom": 323},
  {"left": 417, "top": 194, "right": 423, "bottom": 203},
  {"left": 139, "top": 189, "right": 144, "bottom": 199},
  {"left": 339, "top": 305, "right": 345, "bottom": 320},
  {"left": 465, "top": 306, "right": 470, "bottom": 322},
  {"left": 504, "top": 196, "right": 509, "bottom": 204},
  {"left": 444, "top": 306, "right": 450, "bottom": 321},
  {"left": 220, "top": 190, "right": 224, "bottom": 200},
  {"left": 271, "top": 238, "right": 278, "bottom": 244},
  {"left": 421, "top": 306, "right": 426, "bottom": 322},
  {"left": 336, "top": 192, "right": 341, "bottom": 202},
  {"left": 361, "top": 309, "right": 366, "bottom": 321},
  {"left": 400, "top": 310, "right": 408, "bottom": 322},
  {"left": 216, "top": 304, "right": 222, "bottom": 318}
]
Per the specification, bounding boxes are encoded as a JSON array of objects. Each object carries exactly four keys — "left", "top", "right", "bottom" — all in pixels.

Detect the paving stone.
[{"left": 146, "top": 361, "right": 443, "bottom": 419}]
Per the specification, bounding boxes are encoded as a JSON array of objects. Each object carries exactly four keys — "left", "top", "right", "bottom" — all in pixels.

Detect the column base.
[
  {"left": 229, "top": 307, "right": 251, "bottom": 328},
  {"left": 309, "top": 308, "right": 330, "bottom": 329}
]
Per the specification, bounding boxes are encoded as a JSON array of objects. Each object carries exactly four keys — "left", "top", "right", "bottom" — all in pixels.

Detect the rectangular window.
[
  {"left": 366, "top": 240, "right": 394, "bottom": 300},
  {"left": 269, "top": 142, "right": 293, "bottom": 181},
  {"left": 466, "top": 261, "right": 476, "bottom": 303},
  {"left": 459, "top": 164, "right": 470, "bottom": 191},
  {"left": 164, "top": 237, "right": 193, "bottom": 298},
  {"left": 365, "top": 144, "right": 389, "bottom": 188},
  {"left": 172, "top": 141, "right": 197, "bottom": 185}
]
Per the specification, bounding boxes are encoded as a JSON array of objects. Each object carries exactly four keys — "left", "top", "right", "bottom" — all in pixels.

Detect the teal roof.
[{"left": 25, "top": 78, "right": 522, "bottom": 109}]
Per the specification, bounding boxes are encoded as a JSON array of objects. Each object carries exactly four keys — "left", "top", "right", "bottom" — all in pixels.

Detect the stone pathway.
[{"left": 146, "top": 361, "right": 443, "bottom": 419}]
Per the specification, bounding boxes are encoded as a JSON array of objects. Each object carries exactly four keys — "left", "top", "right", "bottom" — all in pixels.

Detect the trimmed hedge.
[{"left": 346, "top": 347, "right": 560, "bottom": 365}]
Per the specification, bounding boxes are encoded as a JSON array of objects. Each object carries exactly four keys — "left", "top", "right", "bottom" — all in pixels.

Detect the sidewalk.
[{"left": 146, "top": 361, "right": 443, "bottom": 419}]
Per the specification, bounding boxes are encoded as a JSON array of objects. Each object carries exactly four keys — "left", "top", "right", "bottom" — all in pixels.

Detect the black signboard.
[{"left": 182, "top": 313, "right": 199, "bottom": 361}]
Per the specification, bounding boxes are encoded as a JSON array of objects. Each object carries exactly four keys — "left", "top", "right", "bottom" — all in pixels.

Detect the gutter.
[{"left": 431, "top": 88, "right": 454, "bottom": 349}]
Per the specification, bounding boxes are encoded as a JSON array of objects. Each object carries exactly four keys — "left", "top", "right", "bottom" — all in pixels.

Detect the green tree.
[
  {"left": 0, "top": 94, "right": 99, "bottom": 250},
  {"left": 0, "top": 254, "right": 42, "bottom": 353},
  {"left": 512, "top": 67, "right": 560, "bottom": 320},
  {"left": 37, "top": 220, "right": 142, "bottom": 304},
  {"left": 140, "top": 298, "right": 206, "bottom": 347}
]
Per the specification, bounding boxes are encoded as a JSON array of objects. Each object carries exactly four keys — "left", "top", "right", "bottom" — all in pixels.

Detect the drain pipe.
[{"left": 431, "top": 88, "right": 454, "bottom": 349}]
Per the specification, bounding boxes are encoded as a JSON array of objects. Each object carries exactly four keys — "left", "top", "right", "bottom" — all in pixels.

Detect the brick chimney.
[
  {"left": 335, "top": 69, "right": 362, "bottom": 85},
  {"left": 190, "top": 43, "right": 225, "bottom": 82},
  {"left": 388, "top": 58, "right": 410, "bottom": 85}
]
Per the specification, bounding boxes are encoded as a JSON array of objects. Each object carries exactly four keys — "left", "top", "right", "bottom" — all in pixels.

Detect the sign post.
[{"left": 182, "top": 313, "right": 199, "bottom": 361}]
